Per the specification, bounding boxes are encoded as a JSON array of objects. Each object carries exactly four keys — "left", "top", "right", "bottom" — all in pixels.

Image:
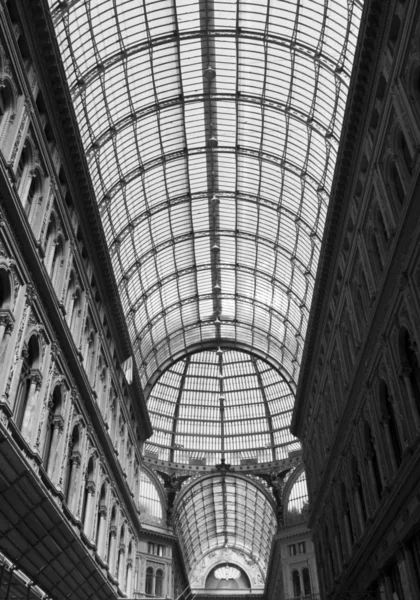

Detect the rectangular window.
[
  {"left": 288, "top": 544, "right": 297, "bottom": 556},
  {"left": 148, "top": 542, "right": 165, "bottom": 556},
  {"left": 298, "top": 542, "right": 306, "bottom": 554}
]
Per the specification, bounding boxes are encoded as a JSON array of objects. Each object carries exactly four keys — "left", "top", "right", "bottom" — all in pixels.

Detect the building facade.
[{"left": 292, "top": 0, "right": 420, "bottom": 599}]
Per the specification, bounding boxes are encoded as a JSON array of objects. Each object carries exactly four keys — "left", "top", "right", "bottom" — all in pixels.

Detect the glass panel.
[
  {"left": 147, "top": 349, "right": 299, "bottom": 465},
  {"left": 48, "top": 0, "right": 364, "bottom": 389},
  {"left": 174, "top": 475, "right": 277, "bottom": 576}
]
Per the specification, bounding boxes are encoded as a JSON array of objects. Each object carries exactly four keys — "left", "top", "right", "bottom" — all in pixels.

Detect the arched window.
[
  {"left": 50, "top": 235, "right": 65, "bottom": 291},
  {"left": 95, "top": 483, "right": 107, "bottom": 550},
  {"left": 25, "top": 171, "right": 38, "bottom": 216},
  {"left": 145, "top": 567, "right": 154, "bottom": 596},
  {"left": 0, "top": 268, "right": 13, "bottom": 354},
  {"left": 139, "top": 470, "right": 163, "bottom": 523},
  {"left": 16, "top": 144, "right": 32, "bottom": 199},
  {"left": 0, "top": 83, "right": 13, "bottom": 147},
  {"left": 292, "top": 569, "right": 301, "bottom": 597},
  {"left": 0, "top": 268, "right": 12, "bottom": 309},
  {"left": 64, "top": 425, "right": 81, "bottom": 510},
  {"left": 399, "top": 327, "right": 420, "bottom": 412},
  {"left": 117, "top": 525, "right": 126, "bottom": 585},
  {"left": 379, "top": 379, "right": 402, "bottom": 468},
  {"left": 81, "top": 457, "right": 95, "bottom": 535},
  {"left": 70, "top": 288, "right": 82, "bottom": 341},
  {"left": 302, "top": 568, "right": 311, "bottom": 596},
  {"left": 15, "top": 335, "right": 41, "bottom": 438},
  {"left": 155, "top": 569, "right": 163, "bottom": 597},
  {"left": 107, "top": 505, "right": 117, "bottom": 571},
  {"left": 285, "top": 470, "right": 309, "bottom": 525},
  {"left": 126, "top": 542, "right": 134, "bottom": 596},
  {"left": 43, "top": 385, "right": 64, "bottom": 479}
]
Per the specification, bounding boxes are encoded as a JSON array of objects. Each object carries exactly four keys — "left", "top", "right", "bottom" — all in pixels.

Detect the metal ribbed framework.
[
  {"left": 146, "top": 349, "right": 299, "bottom": 465},
  {"left": 48, "top": 0, "right": 364, "bottom": 581},
  {"left": 174, "top": 474, "right": 277, "bottom": 575},
  {"left": 48, "top": 0, "right": 363, "bottom": 391}
]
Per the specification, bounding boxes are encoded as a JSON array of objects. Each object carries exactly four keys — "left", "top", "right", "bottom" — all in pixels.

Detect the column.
[
  {"left": 96, "top": 506, "right": 107, "bottom": 557},
  {"left": 108, "top": 526, "right": 117, "bottom": 573},
  {"left": 21, "top": 372, "right": 42, "bottom": 441},
  {"left": 47, "top": 416, "right": 65, "bottom": 480},
  {"left": 126, "top": 561, "right": 133, "bottom": 597},
  {"left": 83, "top": 481, "right": 96, "bottom": 539},
  {"left": 117, "top": 548, "right": 126, "bottom": 588}
]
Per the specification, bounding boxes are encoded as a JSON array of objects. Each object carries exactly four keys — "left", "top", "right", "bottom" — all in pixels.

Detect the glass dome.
[{"left": 146, "top": 348, "right": 300, "bottom": 465}]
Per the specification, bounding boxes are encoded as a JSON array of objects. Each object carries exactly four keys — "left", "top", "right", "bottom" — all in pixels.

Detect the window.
[
  {"left": 298, "top": 542, "right": 306, "bottom": 554},
  {"left": 145, "top": 567, "right": 153, "bottom": 596},
  {"left": 148, "top": 542, "right": 164, "bottom": 557},
  {"left": 302, "top": 568, "right": 311, "bottom": 596},
  {"left": 292, "top": 569, "right": 301, "bottom": 597},
  {"left": 155, "top": 569, "right": 164, "bottom": 597},
  {"left": 289, "top": 544, "right": 297, "bottom": 556}
]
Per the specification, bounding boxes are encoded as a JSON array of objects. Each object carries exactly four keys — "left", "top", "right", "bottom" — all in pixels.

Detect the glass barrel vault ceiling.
[
  {"left": 174, "top": 475, "right": 277, "bottom": 575},
  {"left": 48, "top": 0, "right": 363, "bottom": 391},
  {"left": 146, "top": 349, "right": 300, "bottom": 465}
]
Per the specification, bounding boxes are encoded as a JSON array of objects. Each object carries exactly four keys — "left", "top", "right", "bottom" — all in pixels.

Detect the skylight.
[{"left": 48, "top": 0, "right": 363, "bottom": 390}]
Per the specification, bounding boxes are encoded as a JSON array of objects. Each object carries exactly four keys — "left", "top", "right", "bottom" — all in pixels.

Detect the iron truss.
[{"left": 48, "top": 0, "right": 363, "bottom": 389}]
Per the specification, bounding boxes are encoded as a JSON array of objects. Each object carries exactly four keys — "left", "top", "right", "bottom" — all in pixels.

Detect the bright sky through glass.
[
  {"left": 49, "top": 0, "right": 363, "bottom": 392},
  {"left": 146, "top": 349, "right": 299, "bottom": 465}
]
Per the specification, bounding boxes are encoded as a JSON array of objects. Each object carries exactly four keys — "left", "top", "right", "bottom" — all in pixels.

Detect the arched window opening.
[
  {"left": 70, "top": 288, "right": 82, "bottom": 340},
  {"left": 16, "top": 145, "right": 31, "bottom": 195},
  {"left": 292, "top": 569, "right": 301, "bottom": 598},
  {"left": 139, "top": 470, "right": 163, "bottom": 523},
  {"left": 25, "top": 172, "right": 40, "bottom": 217},
  {"left": 286, "top": 470, "right": 309, "bottom": 525},
  {"left": 107, "top": 505, "right": 117, "bottom": 570},
  {"left": 155, "top": 568, "right": 163, "bottom": 597},
  {"left": 399, "top": 327, "right": 420, "bottom": 412},
  {"left": 302, "top": 568, "right": 311, "bottom": 596},
  {"left": 43, "top": 385, "right": 63, "bottom": 478},
  {"left": 15, "top": 335, "right": 41, "bottom": 436},
  {"left": 81, "top": 457, "right": 95, "bottom": 534},
  {"left": 0, "top": 84, "right": 13, "bottom": 142},
  {"left": 44, "top": 216, "right": 57, "bottom": 273},
  {"left": 50, "top": 236, "right": 64, "bottom": 290},
  {"left": 364, "top": 421, "right": 383, "bottom": 500},
  {"left": 126, "top": 542, "right": 134, "bottom": 596},
  {"left": 96, "top": 483, "right": 107, "bottom": 554},
  {"left": 145, "top": 567, "right": 154, "bottom": 596},
  {"left": 117, "top": 525, "right": 126, "bottom": 585},
  {"left": 379, "top": 380, "right": 403, "bottom": 468},
  {"left": 64, "top": 425, "right": 81, "bottom": 509},
  {"left": 0, "top": 268, "right": 12, "bottom": 310}
]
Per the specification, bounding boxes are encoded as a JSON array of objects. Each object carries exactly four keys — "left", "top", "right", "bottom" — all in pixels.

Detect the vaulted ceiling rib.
[{"left": 48, "top": 0, "right": 363, "bottom": 390}]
